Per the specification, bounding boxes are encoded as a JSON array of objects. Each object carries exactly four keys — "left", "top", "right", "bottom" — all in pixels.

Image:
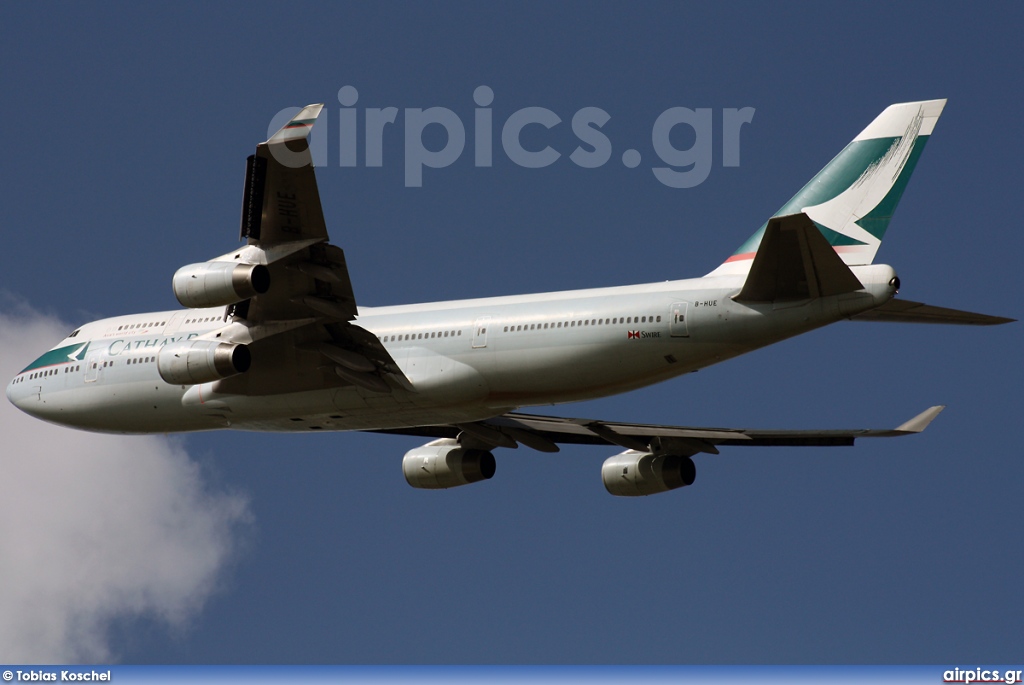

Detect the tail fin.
[{"left": 709, "top": 99, "right": 946, "bottom": 277}]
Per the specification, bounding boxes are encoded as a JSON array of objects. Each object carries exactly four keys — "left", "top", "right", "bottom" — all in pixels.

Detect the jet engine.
[
  {"left": 157, "top": 340, "right": 251, "bottom": 385},
  {"left": 402, "top": 439, "right": 496, "bottom": 489},
  {"left": 172, "top": 262, "right": 270, "bottom": 308},
  {"left": 601, "top": 450, "right": 696, "bottom": 496}
]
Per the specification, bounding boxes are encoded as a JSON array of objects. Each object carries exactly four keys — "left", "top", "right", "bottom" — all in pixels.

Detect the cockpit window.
[{"left": 68, "top": 329, "right": 81, "bottom": 338}]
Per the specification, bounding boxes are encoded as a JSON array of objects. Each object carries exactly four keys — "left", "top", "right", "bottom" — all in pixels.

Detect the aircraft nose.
[
  {"left": 6, "top": 377, "right": 27, "bottom": 415},
  {"left": 6, "top": 374, "right": 43, "bottom": 419}
]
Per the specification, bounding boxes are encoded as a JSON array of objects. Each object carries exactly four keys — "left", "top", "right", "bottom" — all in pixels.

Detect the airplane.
[{"left": 6, "top": 99, "right": 1014, "bottom": 496}]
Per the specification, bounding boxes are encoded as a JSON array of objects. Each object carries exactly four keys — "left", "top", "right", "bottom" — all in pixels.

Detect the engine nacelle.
[
  {"left": 402, "top": 439, "right": 496, "bottom": 489},
  {"left": 172, "top": 261, "right": 270, "bottom": 308},
  {"left": 157, "top": 340, "right": 251, "bottom": 385},
  {"left": 601, "top": 450, "right": 696, "bottom": 497}
]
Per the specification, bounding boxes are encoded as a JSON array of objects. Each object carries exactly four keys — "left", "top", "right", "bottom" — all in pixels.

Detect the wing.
[
  {"left": 209, "top": 105, "right": 410, "bottom": 396},
  {"left": 371, "top": 406, "right": 946, "bottom": 455},
  {"left": 240, "top": 104, "right": 329, "bottom": 245}
]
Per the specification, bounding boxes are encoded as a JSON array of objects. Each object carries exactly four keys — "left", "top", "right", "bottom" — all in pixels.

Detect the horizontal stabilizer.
[
  {"left": 851, "top": 299, "right": 1015, "bottom": 325},
  {"left": 735, "top": 213, "right": 864, "bottom": 302}
]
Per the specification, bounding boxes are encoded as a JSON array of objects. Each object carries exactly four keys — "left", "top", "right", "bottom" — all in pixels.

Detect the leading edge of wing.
[{"left": 369, "top": 406, "right": 946, "bottom": 451}]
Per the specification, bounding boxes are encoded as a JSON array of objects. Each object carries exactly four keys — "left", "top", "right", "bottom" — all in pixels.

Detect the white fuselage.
[{"left": 6, "top": 266, "right": 897, "bottom": 435}]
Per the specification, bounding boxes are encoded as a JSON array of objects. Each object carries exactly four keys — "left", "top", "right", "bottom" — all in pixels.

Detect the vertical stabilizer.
[{"left": 708, "top": 99, "right": 946, "bottom": 277}]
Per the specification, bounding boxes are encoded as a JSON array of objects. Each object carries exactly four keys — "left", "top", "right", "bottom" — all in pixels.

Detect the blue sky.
[{"left": 1, "top": 1, "right": 1021, "bottom": 663}]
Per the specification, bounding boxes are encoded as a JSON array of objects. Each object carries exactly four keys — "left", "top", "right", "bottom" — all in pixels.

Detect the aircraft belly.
[
  {"left": 229, "top": 402, "right": 508, "bottom": 432},
  {"left": 689, "top": 296, "right": 840, "bottom": 348},
  {"left": 175, "top": 377, "right": 503, "bottom": 433},
  {"left": 28, "top": 383, "right": 217, "bottom": 434},
  {"left": 481, "top": 339, "right": 689, "bottom": 405},
  {"left": 394, "top": 346, "right": 490, "bottom": 405}
]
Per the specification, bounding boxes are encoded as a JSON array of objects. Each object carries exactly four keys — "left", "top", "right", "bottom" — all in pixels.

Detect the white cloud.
[{"left": 0, "top": 301, "right": 251, "bottom": 663}]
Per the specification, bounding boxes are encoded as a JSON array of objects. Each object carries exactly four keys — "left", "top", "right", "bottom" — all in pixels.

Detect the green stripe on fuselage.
[{"left": 20, "top": 342, "right": 89, "bottom": 372}]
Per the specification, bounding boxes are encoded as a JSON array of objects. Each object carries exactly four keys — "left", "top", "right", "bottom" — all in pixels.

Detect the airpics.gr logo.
[
  {"left": 268, "top": 86, "right": 755, "bottom": 188},
  {"left": 943, "top": 667, "right": 1024, "bottom": 684}
]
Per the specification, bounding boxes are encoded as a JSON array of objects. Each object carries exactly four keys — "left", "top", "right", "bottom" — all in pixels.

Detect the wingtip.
[
  {"left": 896, "top": 405, "right": 945, "bottom": 433},
  {"left": 264, "top": 104, "right": 325, "bottom": 146}
]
